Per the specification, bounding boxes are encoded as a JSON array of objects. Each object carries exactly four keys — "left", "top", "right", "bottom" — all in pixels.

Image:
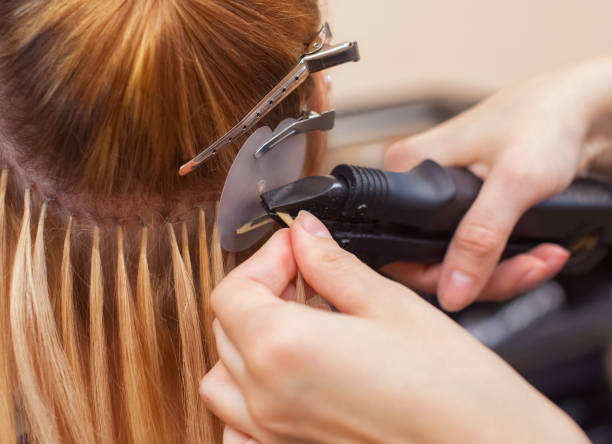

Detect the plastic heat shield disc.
[{"left": 218, "top": 118, "right": 307, "bottom": 252}]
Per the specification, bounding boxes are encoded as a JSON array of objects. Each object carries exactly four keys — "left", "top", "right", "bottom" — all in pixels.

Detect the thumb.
[
  {"left": 290, "top": 211, "right": 402, "bottom": 317},
  {"left": 438, "top": 175, "right": 528, "bottom": 311}
]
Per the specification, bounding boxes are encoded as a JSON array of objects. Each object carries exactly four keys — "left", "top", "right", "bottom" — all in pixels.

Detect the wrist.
[
  {"left": 554, "top": 57, "right": 612, "bottom": 171},
  {"left": 562, "top": 57, "right": 612, "bottom": 123}
]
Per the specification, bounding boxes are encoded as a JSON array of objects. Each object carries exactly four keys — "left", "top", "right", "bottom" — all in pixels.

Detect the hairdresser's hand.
[
  {"left": 201, "top": 212, "right": 587, "bottom": 444},
  {"left": 384, "top": 58, "right": 612, "bottom": 311}
]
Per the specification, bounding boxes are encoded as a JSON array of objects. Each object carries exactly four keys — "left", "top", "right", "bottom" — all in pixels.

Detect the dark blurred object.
[
  {"left": 458, "top": 261, "right": 612, "bottom": 442},
  {"left": 323, "top": 97, "right": 476, "bottom": 172},
  {"left": 331, "top": 97, "right": 474, "bottom": 147}
]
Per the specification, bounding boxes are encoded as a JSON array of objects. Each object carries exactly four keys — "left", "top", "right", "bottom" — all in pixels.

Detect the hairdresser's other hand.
[
  {"left": 385, "top": 58, "right": 612, "bottom": 311},
  {"left": 201, "top": 212, "right": 587, "bottom": 444}
]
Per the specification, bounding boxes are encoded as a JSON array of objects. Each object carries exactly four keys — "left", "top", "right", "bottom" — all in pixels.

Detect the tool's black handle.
[
  {"left": 331, "top": 227, "right": 536, "bottom": 270},
  {"left": 330, "top": 161, "right": 612, "bottom": 271}
]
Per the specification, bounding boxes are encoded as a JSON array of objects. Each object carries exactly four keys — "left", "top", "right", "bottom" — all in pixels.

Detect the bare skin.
[{"left": 198, "top": 60, "right": 612, "bottom": 443}]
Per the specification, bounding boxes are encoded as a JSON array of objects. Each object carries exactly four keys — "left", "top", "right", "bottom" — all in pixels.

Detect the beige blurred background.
[
  {"left": 323, "top": 0, "right": 612, "bottom": 110},
  {"left": 319, "top": 1, "right": 612, "bottom": 169}
]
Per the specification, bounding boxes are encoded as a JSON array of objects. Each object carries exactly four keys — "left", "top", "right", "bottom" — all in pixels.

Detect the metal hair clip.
[
  {"left": 179, "top": 22, "right": 359, "bottom": 176},
  {"left": 254, "top": 110, "right": 336, "bottom": 158}
]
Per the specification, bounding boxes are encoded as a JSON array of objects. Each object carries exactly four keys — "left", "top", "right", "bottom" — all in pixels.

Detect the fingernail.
[
  {"left": 518, "top": 268, "right": 545, "bottom": 292},
  {"left": 297, "top": 211, "right": 332, "bottom": 239},
  {"left": 518, "top": 249, "right": 568, "bottom": 292},
  {"left": 441, "top": 270, "right": 476, "bottom": 311},
  {"left": 546, "top": 248, "right": 570, "bottom": 270},
  {"left": 450, "top": 270, "right": 474, "bottom": 288}
]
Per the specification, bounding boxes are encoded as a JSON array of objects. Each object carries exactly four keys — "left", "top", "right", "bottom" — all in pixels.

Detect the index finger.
[{"left": 211, "top": 229, "right": 297, "bottom": 344}]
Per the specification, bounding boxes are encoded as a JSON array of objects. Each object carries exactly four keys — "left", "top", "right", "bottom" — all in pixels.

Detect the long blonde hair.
[{"left": 0, "top": 1, "right": 320, "bottom": 442}]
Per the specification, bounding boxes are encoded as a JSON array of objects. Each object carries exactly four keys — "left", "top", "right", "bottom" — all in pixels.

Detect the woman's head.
[
  {"left": 0, "top": 0, "right": 321, "bottom": 213},
  {"left": 0, "top": 1, "right": 322, "bottom": 443}
]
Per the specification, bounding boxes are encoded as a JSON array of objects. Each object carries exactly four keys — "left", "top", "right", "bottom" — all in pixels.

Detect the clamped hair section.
[
  {"left": 254, "top": 110, "right": 335, "bottom": 158},
  {"left": 178, "top": 22, "right": 359, "bottom": 176}
]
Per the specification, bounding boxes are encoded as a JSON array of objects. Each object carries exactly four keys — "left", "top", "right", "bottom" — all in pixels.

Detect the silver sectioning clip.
[
  {"left": 178, "top": 22, "right": 359, "bottom": 176},
  {"left": 254, "top": 110, "right": 336, "bottom": 158},
  {"left": 304, "top": 22, "right": 332, "bottom": 55}
]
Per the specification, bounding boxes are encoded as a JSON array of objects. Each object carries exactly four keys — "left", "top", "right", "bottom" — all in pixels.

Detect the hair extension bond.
[{"left": 2, "top": 177, "right": 233, "bottom": 443}]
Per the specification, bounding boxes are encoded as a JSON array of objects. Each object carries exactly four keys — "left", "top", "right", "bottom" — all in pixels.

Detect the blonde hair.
[{"left": 0, "top": 1, "right": 320, "bottom": 442}]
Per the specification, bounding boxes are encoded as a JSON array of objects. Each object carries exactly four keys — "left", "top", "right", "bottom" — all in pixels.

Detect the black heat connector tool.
[{"left": 259, "top": 160, "right": 612, "bottom": 274}]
